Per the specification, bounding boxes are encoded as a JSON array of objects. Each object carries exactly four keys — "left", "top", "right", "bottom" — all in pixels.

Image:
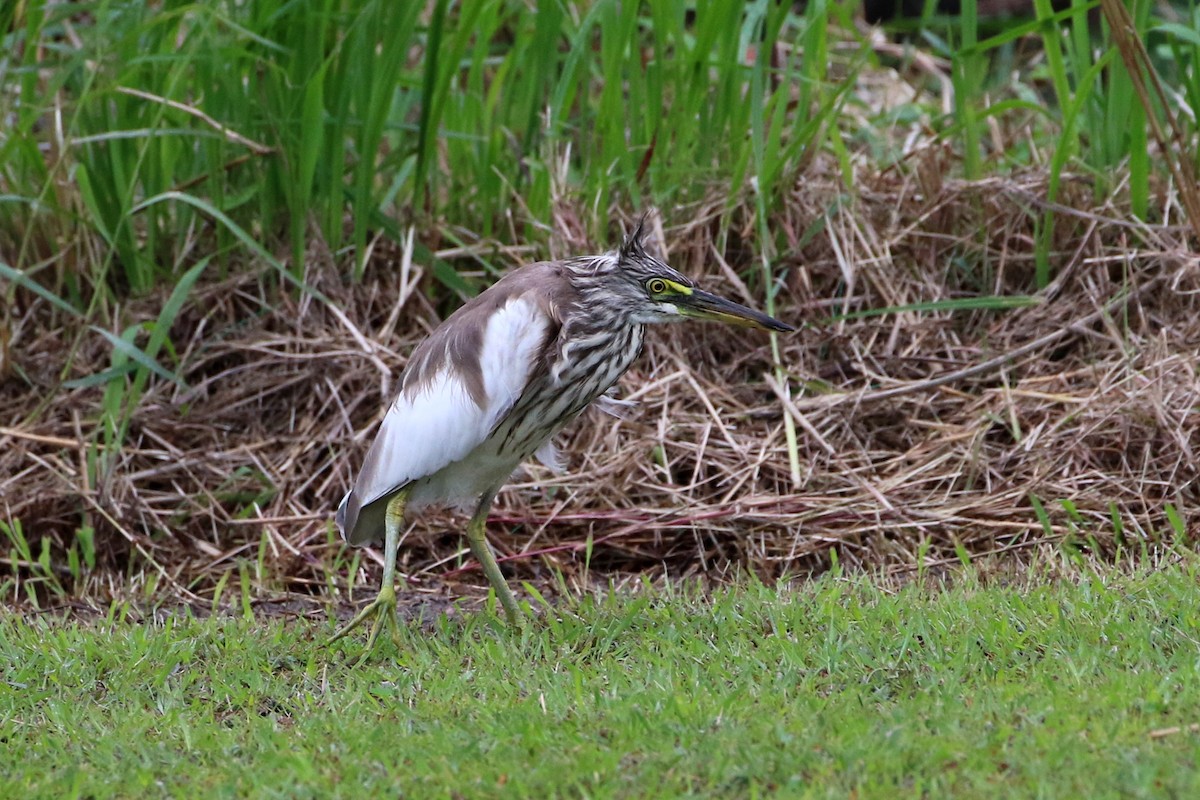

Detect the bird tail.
[
  {"left": 335, "top": 491, "right": 352, "bottom": 539},
  {"left": 336, "top": 488, "right": 394, "bottom": 547}
]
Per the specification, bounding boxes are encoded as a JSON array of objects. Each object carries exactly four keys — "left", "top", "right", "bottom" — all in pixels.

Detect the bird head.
[{"left": 604, "top": 218, "right": 794, "bottom": 332}]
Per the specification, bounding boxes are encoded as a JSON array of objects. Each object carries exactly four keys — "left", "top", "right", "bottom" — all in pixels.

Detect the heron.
[{"left": 330, "top": 220, "right": 792, "bottom": 650}]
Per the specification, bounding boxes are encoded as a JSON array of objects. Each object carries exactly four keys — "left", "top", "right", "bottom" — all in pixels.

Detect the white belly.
[{"left": 404, "top": 443, "right": 523, "bottom": 514}]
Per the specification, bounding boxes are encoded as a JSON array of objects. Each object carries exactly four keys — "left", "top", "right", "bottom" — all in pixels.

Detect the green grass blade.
[
  {"left": 0, "top": 262, "right": 80, "bottom": 316},
  {"left": 834, "top": 295, "right": 1042, "bottom": 321},
  {"left": 87, "top": 326, "right": 185, "bottom": 388}
]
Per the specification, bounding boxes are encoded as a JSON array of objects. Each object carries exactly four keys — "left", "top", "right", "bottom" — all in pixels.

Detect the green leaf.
[
  {"left": 834, "top": 295, "right": 1041, "bottom": 321},
  {"left": 145, "top": 257, "right": 209, "bottom": 364},
  {"left": 63, "top": 364, "right": 138, "bottom": 389},
  {"left": 89, "top": 326, "right": 187, "bottom": 388},
  {"left": 0, "top": 262, "right": 81, "bottom": 316},
  {"left": 1154, "top": 22, "right": 1200, "bottom": 48}
]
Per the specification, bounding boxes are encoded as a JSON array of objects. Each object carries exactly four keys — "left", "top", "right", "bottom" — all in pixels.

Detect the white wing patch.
[
  {"left": 356, "top": 370, "right": 489, "bottom": 505},
  {"left": 349, "top": 296, "right": 550, "bottom": 519},
  {"left": 478, "top": 295, "right": 553, "bottom": 428}
]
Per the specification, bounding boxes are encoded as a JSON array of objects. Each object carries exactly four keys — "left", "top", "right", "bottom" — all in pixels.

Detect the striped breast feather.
[{"left": 338, "top": 293, "right": 556, "bottom": 545}]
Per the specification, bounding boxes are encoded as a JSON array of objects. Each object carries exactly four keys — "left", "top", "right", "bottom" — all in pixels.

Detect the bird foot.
[{"left": 328, "top": 583, "right": 402, "bottom": 661}]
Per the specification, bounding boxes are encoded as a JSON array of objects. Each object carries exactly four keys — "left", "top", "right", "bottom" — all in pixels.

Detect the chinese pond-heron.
[{"left": 331, "top": 221, "right": 791, "bottom": 650}]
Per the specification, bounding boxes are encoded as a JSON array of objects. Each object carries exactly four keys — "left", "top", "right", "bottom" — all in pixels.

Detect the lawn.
[{"left": 6, "top": 562, "right": 1200, "bottom": 798}]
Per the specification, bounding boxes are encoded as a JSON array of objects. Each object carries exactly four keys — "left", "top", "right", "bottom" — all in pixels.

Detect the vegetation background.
[
  {"left": 2, "top": 0, "right": 1195, "bottom": 609},
  {"left": 2, "top": 0, "right": 1200, "bottom": 796}
]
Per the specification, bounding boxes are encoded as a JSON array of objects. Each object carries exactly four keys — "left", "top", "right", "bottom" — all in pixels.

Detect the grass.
[
  {"left": 5, "top": 0, "right": 1197, "bottom": 299},
  {"left": 4, "top": 560, "right": 1200, "bottom": 798},
  {"left": 0, "top": 0, "right": 855, "bottom": 294},
  {"left": 2, "top": 1, "right": 1196, "bottom": 576}
]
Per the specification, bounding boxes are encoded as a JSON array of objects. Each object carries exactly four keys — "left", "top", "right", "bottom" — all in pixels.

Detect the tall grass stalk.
[
  {"left": 1102, "top": 0, "right": 1200, "bottom": 241},
  {"left": 3, "top": 0, "right": 849, "bottom": 300}
]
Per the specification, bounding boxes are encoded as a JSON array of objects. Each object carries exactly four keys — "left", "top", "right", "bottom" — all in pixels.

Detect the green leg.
[
  {"left": 329, "top": 490, "right": 407, "bottom": 655},
  {"left": 466, "top": 492, "right": 523, "bottom": 626}
]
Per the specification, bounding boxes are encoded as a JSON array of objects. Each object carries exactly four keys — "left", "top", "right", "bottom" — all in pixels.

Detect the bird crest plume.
[{"left": 618, "top": 213, "right": 653, "bottom": 263}]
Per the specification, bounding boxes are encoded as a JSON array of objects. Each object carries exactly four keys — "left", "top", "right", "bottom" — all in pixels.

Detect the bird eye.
[{"left": 646, "top": 278, "right": 668, "bottom": 294}]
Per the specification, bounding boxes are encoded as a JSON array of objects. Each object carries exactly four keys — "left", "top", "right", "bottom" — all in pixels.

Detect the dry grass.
[{"left": 2, "top": 154, "right": 1198, "bottom": 612}]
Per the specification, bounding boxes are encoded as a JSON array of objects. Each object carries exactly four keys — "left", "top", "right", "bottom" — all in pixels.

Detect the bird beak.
[{"left": 678, "top": 289, "right": 794, "bottom": 332}]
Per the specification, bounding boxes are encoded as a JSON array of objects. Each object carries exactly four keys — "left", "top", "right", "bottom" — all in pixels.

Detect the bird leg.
[
  {"left": 328, "top": 489, "right": 407, "bottom": 653},
  {"left": 466, "top": 492, "right": 523, "bottom": 626}
]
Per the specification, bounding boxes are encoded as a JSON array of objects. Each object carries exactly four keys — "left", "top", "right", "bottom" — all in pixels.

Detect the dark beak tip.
[
  {"left": 691, "top": 289, "right": 794, "bottom": 332},
  {"left": 761, "top": 316, "right": 794, "bottom": 333}
]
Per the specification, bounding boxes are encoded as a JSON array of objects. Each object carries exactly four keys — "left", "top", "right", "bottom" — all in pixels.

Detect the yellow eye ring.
[{"left": 647, "top": 278, "right": 668, "bottom": 294}]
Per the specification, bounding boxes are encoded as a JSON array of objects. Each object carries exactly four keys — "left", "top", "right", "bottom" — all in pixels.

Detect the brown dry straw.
[{"left": 1, "top": 167, "right": 1198, "bottom": 609}]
